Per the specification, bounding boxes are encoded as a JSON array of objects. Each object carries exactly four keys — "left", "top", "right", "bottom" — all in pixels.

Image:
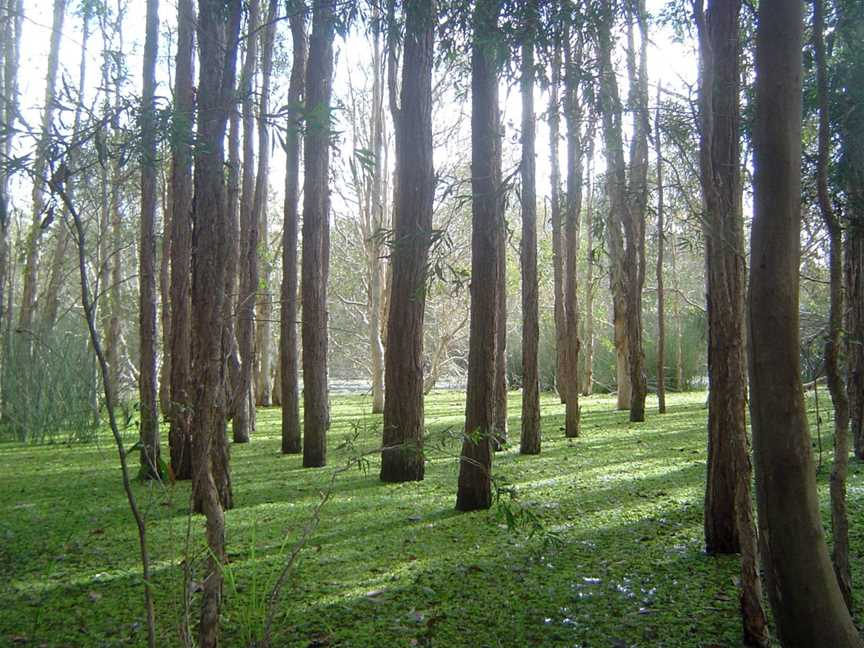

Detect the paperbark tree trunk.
[
  {"left": 192, "top": 1, "right": 240, "bottom": 644},
  {"left": 697, "top": 0, "right": 745, "bottom": 556},
  {"left": 582, "top": 150, "right": 595, "bottom": 398},
  {"left": 814, "top": 0, "right": 853, "bottom": 611},
  {"left": 280, "top": 1, "right": 307, "bottom": 455},
  {"left": 138, "top": 0, "right": 162, "bottom": 480},
  {"left": 235, "top": 0, "right": 260, "bottom": 443},
  {"left": 253, "top": 0, "right": 278, "bottom": 408},
  {"left": 380, "top": 0, "right": 435, "bottom": 483},
  {"left": 749, "top": 2, "right": 862, "bottom": 645},
  {"left": 839, "top": 2, "right": 864, "bottom": 461},
  {"left": 367, "top": 9, "right": 387, "bottom": 416},
  {"left": 519, "top": 0, "right": 541, "bottom": 456},
  {"left": 456, "top": 0, "right": 500, "bottom": 512},
  {"left": 696, "top": 3, "right": 768, "bottom": 641},
  {"left": 623, "top": 0, "right": 649, "bottom": 423},
  {"left": 493, "top": 206, "right": 507, "bottom": 448},
  {"left": 562, "top": 26, "right": 582, "bottom": 439},
  {"left": 169, "top": 0, "right": 196, "bottom": 480},
  {"left": 301, "top": 0, "right": 336, "bottom": 468},
  {"left": 598, "top": 5, "right": 631, "bottom": 412},
  {"left": 18, "top": 0, "right": 65, "bottom": 334},
  {"left": 0, "top": 0, "right": 22, "bottom": 348},
  {"left": 42, "top": 8, "right": 91, "bottom": 332},
  {"left": 549, "top": 43, "right": 567, "bottom": 406},
  {"left": 654, "top": 83, "right": 666, "bottom": 414}
]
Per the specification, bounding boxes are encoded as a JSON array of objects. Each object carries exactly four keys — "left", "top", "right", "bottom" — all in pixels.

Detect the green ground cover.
[{"left": 0, "top": 390, "right": 861, "bottom": 647}]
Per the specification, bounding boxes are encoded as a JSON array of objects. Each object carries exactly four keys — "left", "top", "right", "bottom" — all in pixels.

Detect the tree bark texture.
[
  {"left": 301, "top": 0, "right": 336, "bottom": 468},
  {"left": 380, "top": 0, "right": 435, "bottom": 483},
  {"left": 138, "top": 0, "right": 162, "bottom": 480},
  {"left": 456, "top": 0, "right": 500, "bottom": 512},
  {"left": 623, "top": 0, "right": 649, "bottom": 423},
  {"left": 749, "top": 2, "right": 863, "bottom": 645},
  {"left": 18, "top": 0, "right": 65, "bottom": 333},
  {"left": 814, "top": 0, "right": 853, "bottom": 611},
  {"left": 169, "top": 0, "right": 196, "bottom": 480},
  {"left": 598, "top": 7, "right": 631, "bottom": 413},
  {"left": 253, "top": 0, "right": 278, "bottom": 408},
  {"left": 654, "top": 82, "right": 666, "bottom": 414},
  {"left": 281, "top": 1, "right": 307, "bottom": 455},
  {"left": 519, "top": 1, "right": 541, "bottom": 456},
  {"left": 235, "top": 0, "right": 260, "bottom": 444},
  {"left": 562, "top": 28, "right": 582, "bottom": 438},
  {"left": 549, "top": 43, "right": 567, "bottom": 406},
  {"left": 191, "top": 2, "right": 240, "bottom": 645}
]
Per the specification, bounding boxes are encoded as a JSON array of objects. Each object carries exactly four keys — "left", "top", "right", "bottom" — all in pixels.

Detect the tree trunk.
[
  {"left": 654, "top": 83, "right": 666, "bottom": 414},
  {"left": 235, "top": 0, "right": 260, "bottom": 444},
  {"left": 493, "top": 208, "right": 508, "bottom": 448},
  {"left": 0, "top": 0, "right": 22, "bottom": 353},
  {"left": 159, "top": 170, "right": 172, "bottom": 418},
  {"left": 623, "top": 0, "right": 649, "bottom": 423},
  {"left": 253, "top": 0, "right": 278, "bottom": 409},
  {"left": 138, "top": 0, "right": 162, "bottom": 480},
  {"left": 519, "top": 1, "right": 540, "bottom": 456},
  {"left": 18, "top": 0, "right": 65, "bottom": 334},
  {"left": 301, "top": 0, "right": 336, "bottom": 468},
  {"left": 191, "top": 2, "right": 240, "bottom": 644},
  {"left": 814, "top": 0, "right": 853, "bottom": 611},
  {"left": 582, "top": 152, "right": 595, "bottom": 398},
  {"left": 696, "top": 3, "right": 768, "bottom": 641},
  {"left": 42, "top": 8, "right": 91, "bottom": 332},
  {"left": 456, "top": 0, "right": 500, "bottom": 512},
  {"left": 748, "top": 3, "right": 862, "bottom": 645},
  {"left": 839, "top": 6, "right": 864, "bottom": 461},
  {"left": 598, "top": 6, "right": 630, "bottom": 412},
  {"left": 380, "top": 0, "right": 435, "bottom": 483},
  {"left": 562, "top": 27, "right": 582, "bottom": 438},
  {"left": 549, "top": 44, "right": 567, "bottom": 406},
  {"left": 367, "top": 10, "right": 387, "bottom": 416},
  {"left": 280, "top": 2, "right": 307, "bottom": 455},
  {"left": 697, "top": 0, "right": 745, "bottom": 556},
  {"left": 169, "top": 0, "right": 196, "bottom": 481}
]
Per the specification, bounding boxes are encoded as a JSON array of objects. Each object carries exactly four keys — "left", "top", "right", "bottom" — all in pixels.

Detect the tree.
[
  {"left": 191, "top": 0, "right": 241, "bottom": 644},
  {"left": 380, "top": 0, "right": 435, "bottom": 483},
  {"left": 748, "top": 1, "right": 863, "bottom": 644},
  {"left": 17, "top": 0, "right": 65, "bottom": 333},
  {"left": 0, "top": 0, "right": 22, "bottom": 340},
  {"left": 235, "top": 0, "right": 261, "bottom": 444},
  {"left": 813, "top": 0, "right": 852, "bottom": 611},
  {"left": 281, "top": 0, "right": 307, "bottom": 455},
  {"left": 169, "top": 0, "right": 196, "bottom": 480},
  {"left": 253, "top": 0, "right": 279, "bottom": 408},
  {"left": 302, "top": 0, "right": 336, "bottom": 468},
  {"left": 549, "top": 40, "right": 567, "bottom": 406},
  {"left": 622, "top": 0, "right": 649, "bottom": 422},
  {"left": 597, "top": 6, "right": 631, "bottom": 412},
  {"left": 654, "top": 83, "right": 666, "bottom": 415},
  {"left": 695, "top": 4, "right": 767, "bottom": 643},
  {"left": 138, "top": 0, "right": 161, "bottom": 480},
  {"left": 456, "top": 0, "right": 501, "bottom": 512},
  {"left": 581, "top": 143, "right": 596, "bottom": 398},
  {"left": 519, "top": 0, "right": 540, "bottom": 455},
  {"left": 562, "top": 14, "right": 583, "bottom": 438},
  {"left": 838, "top": 0, "right": 864, "bottom": 461}
]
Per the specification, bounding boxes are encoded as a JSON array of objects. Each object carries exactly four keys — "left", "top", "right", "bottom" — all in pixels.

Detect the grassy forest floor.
[{"left": 0, "top": 390, "right": 862, "bottom": 647}]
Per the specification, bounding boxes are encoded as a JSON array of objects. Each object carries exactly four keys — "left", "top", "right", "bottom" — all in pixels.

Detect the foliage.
[{"left": 0, "top": 324, "right": 99, "bottom": 444}]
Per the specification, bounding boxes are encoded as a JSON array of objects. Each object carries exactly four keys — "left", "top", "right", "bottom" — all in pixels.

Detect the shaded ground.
[{"left": 0, "top": 391, "right": 861, "bottom": 647}]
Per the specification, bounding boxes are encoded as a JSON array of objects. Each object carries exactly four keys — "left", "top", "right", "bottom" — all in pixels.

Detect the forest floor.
[{"left": 0, "top": 390, "right": 862, "bottom": 647}]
